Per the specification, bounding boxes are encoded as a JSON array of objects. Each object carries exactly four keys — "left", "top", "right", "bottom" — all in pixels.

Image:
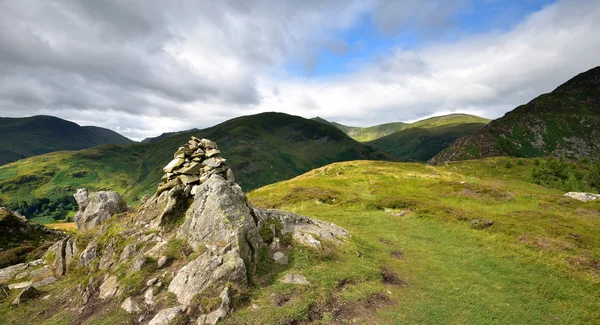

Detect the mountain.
[
  {"left": 368, "top": 114, "right": 490, "bottom": 161},
  {"left": 312, "top": 117, "right": 408, "bottom": 142},
  {"left": 141, "top": 128, "right": 200, "bottom": 143},
  {"left": 430, "top": 67, "right": 600, "bottom": 164},
  {"left": 0, "top": 116, "right": 134, "bottom": 165},
  {"left": 0, "top": 112, "right": 394, "bottom": 215}
]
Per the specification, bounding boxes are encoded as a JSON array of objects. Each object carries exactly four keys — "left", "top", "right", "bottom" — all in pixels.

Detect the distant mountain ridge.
[
  {"left": 315, "top": 114, "right": 490, "bottom": 161},
  {"left": 430, "top": 66, "right": 600, "bottom": 164},
  {"left": 0, "top": 115, "right": 134, "bottom": 165},
  {"left": 141, "top": 128, "right": 200, "bottom": 143},
  {"left": 0, "top": 112, "right": 394, "bottom": 214}
]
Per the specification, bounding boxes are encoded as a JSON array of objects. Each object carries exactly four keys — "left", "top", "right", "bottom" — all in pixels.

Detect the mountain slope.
[
  {"left": 368, "top": 122, "right": 488, "bottom": 161},
  {"left": 430, "top": 66, "right": 600, "bottom": 164},
  {"left": 0, "top": 116, "right": 134, "bottom": 165},
  {"left": 404, "top": 113, "right": 490, "bottom": 129},
  {"left": 141, "top": 128, "right": 200, "bottom": 143},
  {"left": 312, "top": 117, "right": 408, "bottom": 142},
  {"left": 0, "top": 112, "right": 394, "bottom": 213}
]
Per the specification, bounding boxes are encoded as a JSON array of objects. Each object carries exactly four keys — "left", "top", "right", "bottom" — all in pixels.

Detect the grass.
[{"left": 237, "top": 158, "right": 600, "bottom": 324}]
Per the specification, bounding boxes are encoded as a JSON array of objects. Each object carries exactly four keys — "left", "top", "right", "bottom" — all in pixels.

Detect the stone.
[
  {"left": 190, "top": 185, "right": 200, "bottom": 196},
  {"left": 202, "top": 157, "right": 223, "bottom": 168},
  {"left": 74, "top": 189, "right": 89, "bottom": 211},
  {"left": 0, "top": 263, "right": 28, "bottom": 282},
  {"left": 146, "top": 277, "right": 159, "bottom": 287},
  {"left": 65, "top": 237, "right": 77, "bottom": 266},
  {"left": 226, "top": 168, "right": 235, "bottom": 183},
  {"left": 121, "top": 297, "right": 142, "bottom": 314},
  {"left": 281, "top": 274, "right": 310, "bottom": 285},
  {"left": 74, "top": 191, "right": 128, "bottom": 231},
  {"left": 79, "top": 241, "right": 97, "bottom": 268},
  {"left": 9, "top": 281, "right": 33, "bottom": 290},
  {"left": 269, "top": 237, "right": 281, "bottom": 251},
  {"left": 12, "top": 286, "right": 38, "bottom": 305},
  {"left": 157, "top": 256, "right": 169, "bottom": 268},
  {"left": 99, "top": 276, "right": 119, "bottom": 300},
  {"left": 99, "top": 238, "right": 117, "bottom": 270},
  {"left": 168, "top": 251, "right": 246, "bottom": 305},
  {"left": 197, "top": 287, "right": 231, "bottom": 325},
  {"left": 191, "top": 148, "right": 205, "bottom": 158},
  {"left": 28, "top": 266, "right": 53, "bottom": 279},
  {"left": 178, "top": 174, "right": 200, "bottom": 185},
  {"left": 129, "top": 255, "right": 147, "bottom": 273},
  {"left": 199, "top": 139, "right": 217, "bottom": 149},
  {"left": 273, "top": 252, "right": 288, "bottom": 265},
  {"left": 157, "top": 177, "right": 182, "bottom": 194},
  {"left": 118, "top": 244, "right": 136, "bottom": 262},
  {"left": 178, "top": 162, "right": 203, "bottom": 175},
  {"left": 564, "top": 192, "right": 600, "bottom": 202},
  {"left": 148, "top": 305, "right": 186, "bottom": 325},
  {"left": 292, "top": 232, "right": 322, "bottom": 250},
  {"left": 144, "top": 287, "right": 155, "bottom": 305},
  {"left": 163, "top": 157, "right": 185, "bottom": 173},
  {"left": 32, "top": 276, "right": 57, "bottom": 288},
  {"left": 205, "top": 149, "right": 220, "bottom": 158}
]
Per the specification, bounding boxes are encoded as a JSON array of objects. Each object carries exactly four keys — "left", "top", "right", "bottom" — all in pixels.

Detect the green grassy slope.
[
  {"left": 232, "top": 158, "right": 600, "bottom": 324},
  {"left": 431, "top": 66, "right": 600, "bottom": 164},
  {"left": 404, "top": 113, "right": 490, "bottom": 129},
  {"left": 368, "top": 122, "right": 488, "bottom": 161},
  {"left": 0, "top": 116, "right": 134, "bottom": 165},
  {"left": 0, "top": 112, "right": 394, "bottom": 211}
]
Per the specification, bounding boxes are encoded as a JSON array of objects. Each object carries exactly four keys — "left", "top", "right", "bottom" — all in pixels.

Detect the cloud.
[{"left": 0, "top": 0, "right": 598, "bottom": 140}]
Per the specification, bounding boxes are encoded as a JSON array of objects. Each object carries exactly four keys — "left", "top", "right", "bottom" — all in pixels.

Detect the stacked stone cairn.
[{"left": 157, "top": 137, "right": 235, "bottom": 195}]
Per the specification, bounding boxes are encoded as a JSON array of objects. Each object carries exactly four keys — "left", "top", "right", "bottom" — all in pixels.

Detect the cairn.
[{"left": 157, "top": 137, "right": 235, "bottom": 195}]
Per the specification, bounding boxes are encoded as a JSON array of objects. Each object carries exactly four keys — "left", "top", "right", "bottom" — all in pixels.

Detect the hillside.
[
  {"left": 0, "top": 116, "right": 134, "bottom": 165},
  {"left": 368, "top": 122, "right": 488, "bottom": 161},
  {"left": 403, "top": 113, "right": 490, "bottom": 129},
  {"left": 431, "top": 66, "right": 600, "bottom": 164},
  {"left": 312, "top": 117, "right": 408, "bottom": 142},
  {"left": 0, "top": 112, "right": 393, "bottom": 220},
  {"left": 141, "top": 128, "right": 200, "bottom": 143}
]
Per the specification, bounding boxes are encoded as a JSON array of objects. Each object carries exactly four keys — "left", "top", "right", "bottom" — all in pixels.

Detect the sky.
[{"left": 0, "top": 0, "right": 599, "bottom": 140}]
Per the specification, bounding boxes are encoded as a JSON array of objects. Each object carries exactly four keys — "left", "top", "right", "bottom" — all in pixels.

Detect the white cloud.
[{"left": 0, "top": 0, "right": 599, "bottom": 140}]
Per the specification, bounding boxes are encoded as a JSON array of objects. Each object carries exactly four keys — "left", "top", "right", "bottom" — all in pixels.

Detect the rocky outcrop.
[
  {"left": 564, "top": 192, "right": 600, "bottom": 202},
  {"left": 11, "top": 285, "right": 38, "bottom": 305},
  {"left": 20, "top": 137, "right": 349, "bottom": 324},
  {"left": 74, "top": 189, "right": 128, "bottom": 231}
]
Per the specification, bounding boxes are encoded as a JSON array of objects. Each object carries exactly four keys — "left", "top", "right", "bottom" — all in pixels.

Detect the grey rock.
[
  {"left": 281, "top": 274, "right": 310, "bottom": 285},
  {"left": 79, "top": 241, "right": 97, "bottom": 268},
  {"left": 136, "top": 184, "right": 189, "bottom": 228},
  {"left": 168, "top": 251, "right": 246, "bottom": 305},
  {"left": 148, "top": 305, "right": 186, "bottom": 325},
  {"left": 144, "top": 287, "right": 155, "bottom": 305},
  {"left": 121, "top": 297, "right": 142, "bottom": 314},
  {"left": 197, "top": 287, "right": 231, "bottom": 325},
  {"left": 202, "top": 157, "right": 223, "bottom": 168},
  {"left": 205, "top": 149, "right": 220, "bottom": 158},
  {"left": 564, "top": 192, "right": 600, "bottom": 202},
  {"left": 99, "top": 238, "right": 117, "bottom": 270},
  {"left": 273, "top": 252, "right": 288, "bottom": 265},
  {"left": 178, "top": 174, "right": 200, "bottom": 185},
  {"left": 99, "top": 275, "right": 119, "bottom": 300},
  {"left": 129, "top": 255, "right": 147, "bottom": 273},
  {"left": 74, "top": 191, "right": 127, "bottom": 231},
  {"left": 0, "top": 263, "right": 27, "bottom": 282},
  {"left": 8, "top": 281, "right": 32, "bottom": 290},
  {"left": 65, "top": 237, "right": 77, "bottom": 266},
  {"left": 74, "top": 189, "right": 89, "bottom": 211},
  {"left": 163, "top": 157, "right": 185, "bottom": 173},
  {"left": 28, "top": 266, "right": 53, "bottom": 279},
  {"left": 226, "top": 168, "right": 235, "bottom": 183},
  {"left": 118, "top": 244, "right": 136, "bottom": 262},
  {"left": 157, "top": 177, "right": 182, "bottom": 194},
  {"left": 292, "top": 232, "right": 322, "bottom": 250},
  {"left": 157, "top": 256, "right": 169, "bottom": 269},
  {"left": 32, "top": 276, "right": 57, "bottom": 288},
  {"left": 146, "top": 277, "right": 159, "bottom": 287},
  {"left": 178, "top": 162, "right": 203, "bottom": 175},
  {"left": 11, "top": 286, "right": 38, "bottom": 305}
]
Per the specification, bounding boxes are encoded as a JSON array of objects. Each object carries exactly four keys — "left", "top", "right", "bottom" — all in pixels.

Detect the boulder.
[
  {"left": 98, "top": 275, "right": 119, "bottom": 300},
  {"left": 44, "top": 239, "right": 67, "bottom": 276},
  {"left": 74, "top": 189, "right": 89, "bottom": 211},
  {"left": 273, "top": 252, "right": 288, "bottom": 265},
  {"left": 564, "top": 192, "right": 600, "bottom": 202},
  {"left": 98, "top": 238, "right": 117, "bottom": 270},
  {"left": 32, "top": 276, "right": 57, "bottom": 288},
  {"left": 148, "top": 306, "right": 186, "bottom": 325},
  {"left": 197, "top": 287, "right": 231, "bottom": 325},
  {"left": 74, "top": 191, "right": 128, "bottom": 231},
  {"left": 121, "top": 297, "right": 142, "bottom": 314},
  {"left": 281, "top": 274, "right": 310, "bottom": 285},
  {"left": 11, "top": 286, "right": 38, "bottom": 305},
  {"left": 64, "top": 237, "right": 77, "bottom": 266},
  {"left": 79, "top": 241, "right": 97, "bottom": 268}
]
